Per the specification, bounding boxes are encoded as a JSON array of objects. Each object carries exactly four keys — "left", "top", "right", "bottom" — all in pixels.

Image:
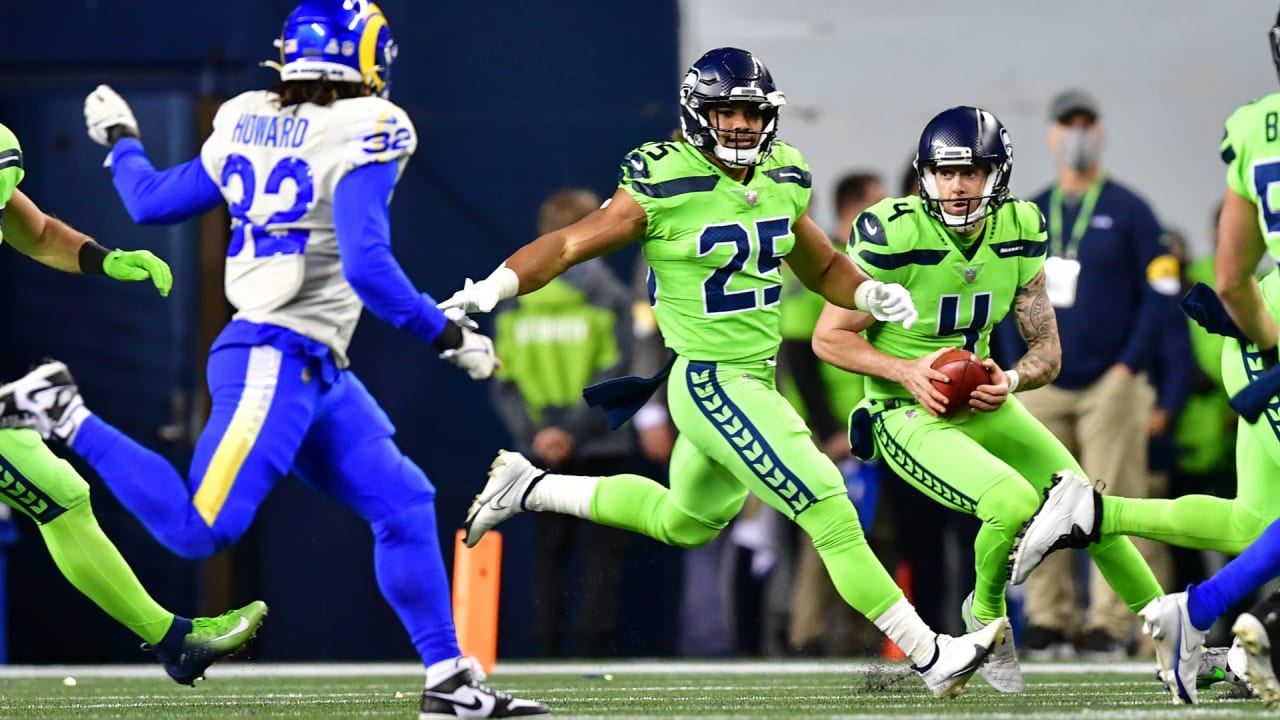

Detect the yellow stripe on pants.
[{"left": 194, "top": 346, "right": 282, "bottom": 526}]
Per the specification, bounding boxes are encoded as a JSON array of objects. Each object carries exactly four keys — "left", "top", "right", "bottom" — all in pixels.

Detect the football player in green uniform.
[
  {"left": 443, "top": 48, "right": 1007, "bottom": 698},
  {"left": 812, "top": 107, "right": 1164, "bottom": 694},
  {"left": 1009, "top": 8, "right": 1280, "bottom": 705},
  {"left": 0, "top": 122, "right": 265, "bottom": 684}
]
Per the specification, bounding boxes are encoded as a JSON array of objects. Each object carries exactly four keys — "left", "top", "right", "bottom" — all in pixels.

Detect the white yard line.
[{"left": 0, "top": 659, "right": 1159, "bottom": 679}]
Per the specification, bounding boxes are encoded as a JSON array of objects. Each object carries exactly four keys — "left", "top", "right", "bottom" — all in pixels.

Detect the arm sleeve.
[
  {"left": 332, "top": 160, "right": 451, "bottom": 346},
  {"left": 109, "top": 138, "right": 224, "bottom": 224},
  {"left": 1118, "top": 199, "right": 1179, "bottom": 372}
]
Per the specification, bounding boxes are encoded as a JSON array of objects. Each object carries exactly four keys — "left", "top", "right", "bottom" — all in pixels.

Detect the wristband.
[
  {"left": 431, "top": 321, "right": 464, "bottom": 352},
  {"left": 852, "top": 280, "right": 882, "bottom": 312},
  {"left": 1005, "top": 369, "right": 1020, "bottom": 393},
  {"left": 78, "top": 241, "right": 110, "bottom": 275}
]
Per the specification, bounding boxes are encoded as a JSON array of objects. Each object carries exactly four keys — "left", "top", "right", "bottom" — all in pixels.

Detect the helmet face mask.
[
  {"left": 680, "top": 48, "right": 787, "bottom": 168},
  {"left": 274, "top": 0, "right": 396, "bottom": 98},
  {"left": 915, "top": 106, "right": 1013, "bottom": 233},
  {"left": 1270, "top": 15, "right": 1280, "bottom": 84}
]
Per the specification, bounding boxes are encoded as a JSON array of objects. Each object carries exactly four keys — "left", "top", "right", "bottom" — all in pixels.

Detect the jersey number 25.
[{"left": 698, "top": 217, "right": 790, "bottom": 315}]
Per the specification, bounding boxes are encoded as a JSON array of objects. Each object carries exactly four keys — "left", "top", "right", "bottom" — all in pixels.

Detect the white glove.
[
  {"left": 855, "top": 280, "right": 918, "bottom": 329},
  {"left": 440, "top": 327, "right": 500, "bottom": 380},
  {"left": 438, "top": 266, "right": 520, "bottom": 315},
  {"left": 84, "top": 84, "right": 140, "bottom": 147},
  {"left": 441, "top": 305, "right": 479, "bottom": 331}
]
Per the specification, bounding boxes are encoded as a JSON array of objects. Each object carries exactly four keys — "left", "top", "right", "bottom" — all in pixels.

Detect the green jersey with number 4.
[
  {"left": 850, "top": 194, "right": 1047, "bottom": 400},
  {"left": 1222, "top": 92, "right": 1280, "bottom": 262},
  {"left": 0, "top": 123, "right": 26, "bottom": 245},
  {"left": 618, "top": 139, "right": 812, "bottom": 362}
]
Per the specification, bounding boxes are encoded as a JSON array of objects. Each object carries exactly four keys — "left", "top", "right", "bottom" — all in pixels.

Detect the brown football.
[{"left": 930, "top": 349, "right": 992, "bottom": 419}]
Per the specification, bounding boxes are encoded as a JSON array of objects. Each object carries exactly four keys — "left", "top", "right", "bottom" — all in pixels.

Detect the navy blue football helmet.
[
  {"left": 272, "top": 0, "right": 397, "bottom": 98},
  {"left": 914, "top": 106, "right": 1013, "bottom": 231},
  {"left": 680, "top": 48, "right": 787, "bottom": 167}
]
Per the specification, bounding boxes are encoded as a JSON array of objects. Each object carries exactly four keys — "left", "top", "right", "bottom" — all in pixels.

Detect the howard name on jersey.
[
  {"left": 200, "top": 90, "right": 417, "bottom": 366},
  {"left": 851, "top": 195, "right": 1046, "bottom": 399},
  {"left": 618, "top": 138, "right": 812, "bottom": 363}
]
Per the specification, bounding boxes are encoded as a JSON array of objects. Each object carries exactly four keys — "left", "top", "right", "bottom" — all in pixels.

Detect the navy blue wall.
[{"left": 2, "top": 1, "right": 680, "bottom": 662}]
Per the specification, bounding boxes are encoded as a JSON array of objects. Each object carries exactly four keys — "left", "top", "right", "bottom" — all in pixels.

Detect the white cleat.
[
  {"left": 463, "top": 451, "right": 546, "bottom": 548},
  {"left": 961, "top": 592, "right": 1022, "bottom": 693},
  {"left": 1233, "top": 611, "right": 1280, "bottom": 708},
  {"left": 915, "top": 617, "right": 1009, "bottom": 699},
  {"left": 0, "top": 360, "right": 86, "bottom": 442},
  {"left": 1008, "top": 471, "right": 1100, "bottom": 585},
  {"left": 1141, "top": 592, "right": 1204, "bottom": 704}
]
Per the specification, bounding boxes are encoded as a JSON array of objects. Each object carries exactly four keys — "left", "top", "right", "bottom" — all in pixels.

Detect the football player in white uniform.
[{"left": 4, "top": 2, "right": 547, "bottom": 717}]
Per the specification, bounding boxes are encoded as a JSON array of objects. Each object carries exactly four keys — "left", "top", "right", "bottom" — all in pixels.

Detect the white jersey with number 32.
[{"left": 199, "top": 90, "right": 417, "bottom": 366}]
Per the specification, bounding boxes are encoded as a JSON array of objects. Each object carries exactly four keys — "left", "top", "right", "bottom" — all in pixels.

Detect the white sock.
[
  {"left": 59, "top": 405, "right": 91, "bottom": 445},
  {"left": 524, "top": 473, "right": 598, "bottom": 519},
  {"left": 425, "top": 656, "right": 472, "bottom": 687},
  {"left": 873, "top": 597, "right": 938, "bottom": 667}
]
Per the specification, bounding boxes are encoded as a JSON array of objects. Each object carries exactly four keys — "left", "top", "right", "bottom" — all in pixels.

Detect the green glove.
[{"left": 102, "top": 249, "right": 173, "bottom": 297}]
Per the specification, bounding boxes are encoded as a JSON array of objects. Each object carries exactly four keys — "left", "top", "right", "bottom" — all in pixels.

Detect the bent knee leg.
[
  {"left": 976, "top": 475, "right": 1041, "bottom": 540},
  {"left": 0, "top": 430, "right": 89, "bottom": 524},
  {"left": 656, "top": 501, "right": 723, "bottom": 548}
]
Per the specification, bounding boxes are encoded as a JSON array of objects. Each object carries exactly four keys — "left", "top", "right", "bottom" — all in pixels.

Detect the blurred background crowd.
[{"left": 0, "top": 0, "right": 1272, "bottom": 663}]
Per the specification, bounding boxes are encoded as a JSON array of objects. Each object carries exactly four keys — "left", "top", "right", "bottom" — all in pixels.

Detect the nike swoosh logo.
[
  {"left": 862, "top": 218, "right": 876, "bottom": 235},
  {"left": 208, "top": 617, "right": 251, "bottom": 643},
  {"left": 424, "top": 688, "right": 492, "bottom": 712},
  {"left": 488, "top": 479, "right": 519, "bottom": 512}
]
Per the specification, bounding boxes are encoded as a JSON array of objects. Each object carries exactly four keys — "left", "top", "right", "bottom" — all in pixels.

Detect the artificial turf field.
[{"left": 0, "top": 660, "right": 1271, "bottom": 719}]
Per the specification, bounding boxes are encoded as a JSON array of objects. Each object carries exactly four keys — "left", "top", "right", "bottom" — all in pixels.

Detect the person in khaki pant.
[{"left": 995, "top": 89, "right": 1181, "bottom": 659}]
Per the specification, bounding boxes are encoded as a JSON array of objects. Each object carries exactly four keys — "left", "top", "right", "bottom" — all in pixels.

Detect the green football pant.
[
  {"left": 0, "top": 428, "right": 173, "bottom": 643},
  {"left": 867, "top": 395, "right": 1162, "bottom": 624},
  {"left": 591, "top": 356, "right": 906, "bottom": 620}
]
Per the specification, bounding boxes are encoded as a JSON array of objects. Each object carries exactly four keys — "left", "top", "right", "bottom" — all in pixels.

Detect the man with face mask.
[{"left": 995, "top": 90, "right": 1181, "bottom": 661}]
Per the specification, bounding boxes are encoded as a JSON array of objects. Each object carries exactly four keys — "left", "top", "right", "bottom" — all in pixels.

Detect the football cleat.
[
  {"left": 1141, "top": 592, "right": 1204, "bottom": 704},
  {"left": 914, "top": 617, "right": 1008, "bottom": 699},
  {"left": 144, "top": 600, "right": 267, "bottom": 686},
  {"left": 0, "top": 360, "right": 87, "bottom": 443},
  {"left": 1233, "top": 600, "right": 1280, "bottom": 708},
  {"left": 1007, "top": 471, "right": 1101, "bottom": 585},
  {"left": 960, "top": 592, "right": 1022, "bottom": 692},
  {"left": 463, "top": 451, "right": 546, "bottom": 548},
  {"left": 420, "top": 656, "right": 549, "bottom": 718}
]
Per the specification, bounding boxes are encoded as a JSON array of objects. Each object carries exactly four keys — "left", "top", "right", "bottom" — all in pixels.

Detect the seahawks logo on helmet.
[{"left": 678, "top": 47, "right": 787, "bottom": 168}]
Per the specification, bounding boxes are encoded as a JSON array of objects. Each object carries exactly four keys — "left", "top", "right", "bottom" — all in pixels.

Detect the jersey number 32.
[{"left": 221, "top": 153, "right": 315, "bottom": 258}]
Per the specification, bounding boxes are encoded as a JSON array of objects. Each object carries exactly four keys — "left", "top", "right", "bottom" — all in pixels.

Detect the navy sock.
[{"left": 156, "top": 616, "right": 193, "bottom": 656}]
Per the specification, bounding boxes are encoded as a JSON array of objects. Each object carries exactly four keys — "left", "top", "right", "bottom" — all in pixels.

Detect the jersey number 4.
[
  {"left": 221, "top": 153, "right": 315, "bottom": 258},
  {"left": 937, "top": 292, "right": 992, "bottom": 353},
  {"left": 698, "top": 217, "right": 790, "bottom": 315}
]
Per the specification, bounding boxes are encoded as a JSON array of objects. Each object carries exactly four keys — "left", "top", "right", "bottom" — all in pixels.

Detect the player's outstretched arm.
[
  {"left": 1009, "top": 269, "right": 1061, "bottom": 392},
  {"left": 787, "top": 212, "right": 917, "bottom": 328},
  {"left": 1216, "top": 187, "right": 1280, "bottom": 353},
  {"left": 439, "top": 188, "right": 646, "bottom": 314},
  {"left": 812, "top": 302, "right": 950, "bottom": 416},
  {"left": 1, "top": 188, "right": 172, "bottom": 295},
  {"left": 84, "top": 84, "right": 222, "bottom": 225},
  {"left": 332, "top": 161, "right": 497, "bottom": 380}
]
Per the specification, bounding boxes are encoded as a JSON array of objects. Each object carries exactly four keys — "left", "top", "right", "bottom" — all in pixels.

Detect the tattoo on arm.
[{"left": 1011, "top": 269, "right": 1061, "bottom": 391}]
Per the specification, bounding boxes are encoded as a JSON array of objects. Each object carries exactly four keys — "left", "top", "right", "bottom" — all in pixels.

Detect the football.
[{"left": 930, "top": 349, "right": 992, "bottom": 419}]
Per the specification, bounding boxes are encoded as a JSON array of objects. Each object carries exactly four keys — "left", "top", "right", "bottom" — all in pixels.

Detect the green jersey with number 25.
[
  {"left": 1222, "top": 92, "right": 1280, "bottom": 262},
  {"left": 618, "top": 139, "right": 812, "bottom": 362},
  {"left": 850, "top": 194, "right": 1047, "bottom": 400}
]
